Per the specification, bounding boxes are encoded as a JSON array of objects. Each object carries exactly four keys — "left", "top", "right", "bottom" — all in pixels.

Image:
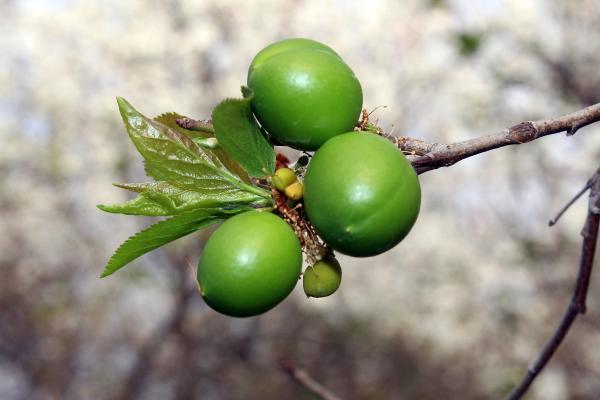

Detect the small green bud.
[
  {"left": 273, "top": 168, "right": 297, "bottom": 191},
  {"left": 284, "top": 181, "right": 304, "bottom": 200},
  {"left": 303, "top": 256, "right": 342, "bottom": 298}
]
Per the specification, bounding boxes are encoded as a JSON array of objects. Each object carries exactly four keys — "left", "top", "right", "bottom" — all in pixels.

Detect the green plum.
[
  {"left": 248, "top": 38, "right": 339, "bottom": 76},
  {"left": 303, "top": 132, "right": 421, "bottom": 257},
  {"left": 197, "top": 211, "right": 302, "bottom": 317},
  {"left": 248, "top": 38, "right": 363, "bottom": 150},
  {"left": 303, "top": 256, "right": 342, "bottom": 298}
]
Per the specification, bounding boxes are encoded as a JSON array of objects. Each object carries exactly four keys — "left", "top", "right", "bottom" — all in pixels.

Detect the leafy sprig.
[{"left": 99, "top": 93, "right": 276, "bottom": 277}]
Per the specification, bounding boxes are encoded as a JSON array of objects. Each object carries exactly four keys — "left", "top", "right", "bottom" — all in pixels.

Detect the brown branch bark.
[
  {"left": 506, "top": 168, "right": 600, "bottom": 400},
  {"left": 549, "top": 181, "right": 592, "bottom": 226},
  {"left": 279, "top": 358, "right": 343, "bottom": 400},
  {"left": 393, "top": 102, "right": 600, "bottom": 174}
]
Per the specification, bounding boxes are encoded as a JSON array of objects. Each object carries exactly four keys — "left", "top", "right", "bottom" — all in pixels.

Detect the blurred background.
[{"left": 1, "top": 0, "right": 599, "bottom": 399}]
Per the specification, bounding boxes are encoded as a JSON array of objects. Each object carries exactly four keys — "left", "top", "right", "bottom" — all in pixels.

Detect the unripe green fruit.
[
  {"left": 304, "top": 132, "right": 421, "bottom": 257},
  {"left": 247, "top": 38, "right": 363, "bottom": 150},
  {"left": 303, "top": 257, "right": 342, "bottom": 298},
  {"left": 284, "top": 181, "right": 304, "bottom": 200},
  {"left": 273, "top": 167, "right": 297, "bottom": 191},
  {"left": 197, "top": 211, "right": 302, "bottom": 317},
  {"left": 248, "top": 38, "right": 340, "bottom": 76}
]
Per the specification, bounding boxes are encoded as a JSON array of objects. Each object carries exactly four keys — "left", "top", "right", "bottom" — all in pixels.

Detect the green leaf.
[
  {"left": 100, "top": 208, "right": 230, "bottom": 278},
  {"left": 154, "top": 112, "right": 252, "bottom": 184},
  {"left": 113, "top": 98, "right": 270, "bottom": 216},
  {"left": 211, "top": 88, "right": 275, "bottom": 178},
  {"left": 98, "top": 181, "right": 267, "bottom": 216},
  {"left": 456, "top": 31, "right": 483, "bottom": 57},
  {"left": 117, "top": 98, "right": 222, "bottom": 183}
]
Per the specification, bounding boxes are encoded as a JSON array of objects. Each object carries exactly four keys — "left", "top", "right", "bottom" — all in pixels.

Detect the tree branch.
[
  {"left": 176, "top": 102, "right": 600, "bottom": 400},
  {"left": 279, "top": 358, "right": 343, "bottom": 400},
  {"left": 394, "top": 102, "right": 600, "bottom": 174},
  {"left": 506, "top": 168, "right": 600, "bottom": 400},
  {"left": 173, "top": 103, "right": 600, "bottom": 177}
]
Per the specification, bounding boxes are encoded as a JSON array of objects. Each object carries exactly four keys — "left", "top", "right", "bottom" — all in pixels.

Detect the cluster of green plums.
[{"left": 197, "top": 38, "right": 421, "bottom": 317}]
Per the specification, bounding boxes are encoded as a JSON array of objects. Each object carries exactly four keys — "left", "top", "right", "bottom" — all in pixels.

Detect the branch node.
[
  {"left": 175, "top": 117, "right": 215, "bottom": 133},
  {"left": 576, "top": 302, "right": 587, "bottom": 315},
  {"left": 175, "top": 117, "right": 197, "bottom": 130},
  {"left": 508, "top": 121, "right": 537, "bottom": 144},
  {"left": 567, "top": 122, "right": 582, "bottom": 136}
]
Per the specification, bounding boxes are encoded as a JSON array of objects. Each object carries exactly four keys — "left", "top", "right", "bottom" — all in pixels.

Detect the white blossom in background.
[{"left": 0, "top": 0, "right": 599, "bottom": 398}]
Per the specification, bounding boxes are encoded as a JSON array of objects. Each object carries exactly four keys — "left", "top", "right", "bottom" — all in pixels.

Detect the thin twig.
[
  {"left": 392, "top": 102, "right": 600, "bottom": 174},
  {"left": 279, "top": 358, "right": 343, "bottom": 400},
  {"left": 549, "top": 181, "right": 592, "bottom": 226},
  {"left": 506, "top": 168, "right": 600, "bottom": 400},
  {"left": 175, "top": 117, "right": 215, "bottom": 134}
]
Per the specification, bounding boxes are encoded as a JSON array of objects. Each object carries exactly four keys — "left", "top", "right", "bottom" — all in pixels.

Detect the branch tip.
[
  {"left": 279, "top": 357, "right": 343, "bottom": 400},
  {"left": 549, "top": 181, "right": 592, "bottom": 226},
  {"left": 402, "top": 102, "right": 600, "bottom": 174},
  {"left": 507, "top": 168, "right": 600, "bottom": 400}
]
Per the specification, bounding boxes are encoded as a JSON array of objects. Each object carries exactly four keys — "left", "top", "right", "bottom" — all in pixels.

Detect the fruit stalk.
[{"left": 272, "top": 188, "right": 327, "bottom": 264}]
